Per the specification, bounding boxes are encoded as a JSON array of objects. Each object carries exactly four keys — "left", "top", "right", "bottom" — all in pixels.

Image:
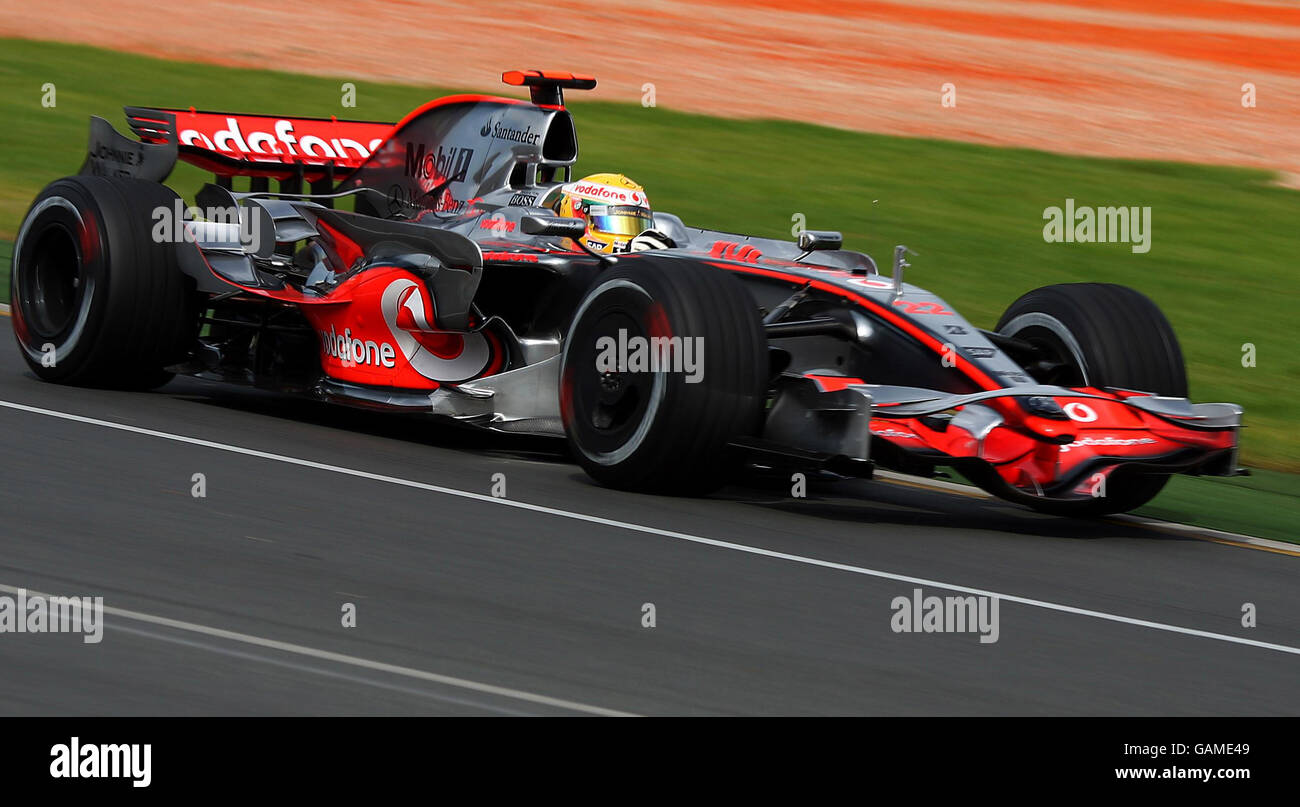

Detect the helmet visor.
[{"left": 586, "top": 205, "right": 654, "bottom": 237}]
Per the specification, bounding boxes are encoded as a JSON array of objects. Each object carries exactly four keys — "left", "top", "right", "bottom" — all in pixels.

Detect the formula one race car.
[{"left": 9, "top": 70, "right": 1244, "bottom": 515}]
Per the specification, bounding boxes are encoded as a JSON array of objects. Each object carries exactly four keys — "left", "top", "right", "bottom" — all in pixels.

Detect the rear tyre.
[
  {"left": 11, "top": 176, "right": 194, "bottom": 389},
  {"left": 560, "top": 257, "right": 766, "bottom": 494},
  {"left": 995, "top": 282, "right": 1187, "bottom": 515}
]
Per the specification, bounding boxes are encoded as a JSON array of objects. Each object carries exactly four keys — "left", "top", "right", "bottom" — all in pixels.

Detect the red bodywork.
[
  {"left": 865, "top": 390, "right": 1235, "bottom": 495},
  {"left": 719, "top": 263, "right": 1235, "bottom": 496}
]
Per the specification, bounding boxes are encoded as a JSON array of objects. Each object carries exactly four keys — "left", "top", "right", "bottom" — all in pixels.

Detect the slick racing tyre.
[
  {"left": 11, "top": 176, "right": 194, "bottom": 389},
  {"left": 560, "top": 256, "right": 766, "bottom": 494},
  {"left": 995, "top": 282, "right": 1188, "bottom": 515}
]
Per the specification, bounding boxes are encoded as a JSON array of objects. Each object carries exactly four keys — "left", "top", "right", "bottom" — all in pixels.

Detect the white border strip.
[
  {"left": 874, "top": 468, "right": 1297, "bottom": 554},
  {"left": 1114, "top": 514, "right": 1298, "bottom": 554},
  {"left": 874, "top": 469, "right": 991, "bottom": 497}
]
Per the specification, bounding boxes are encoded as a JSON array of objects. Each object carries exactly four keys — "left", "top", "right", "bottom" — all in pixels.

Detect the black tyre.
[
  {"left": 995, "top": 282, "right": 1187, "bottom": 514},
  {"left": 11, "top": 176, "right": 194, "bottom": 388},
  {"left": 560, "top": 256, "right": 766, "bottom": 494}
]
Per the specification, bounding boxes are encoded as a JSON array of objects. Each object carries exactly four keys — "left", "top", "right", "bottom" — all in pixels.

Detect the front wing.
[{"left": 771, "top": 376, "right": 1241, "bottom": 501}]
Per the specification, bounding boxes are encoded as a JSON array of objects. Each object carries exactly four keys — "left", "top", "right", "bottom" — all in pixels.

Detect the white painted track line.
[
  {"left": 2, "top": 398, "right": 1298, "bottom": 659},
  {"left": 0, "top": 582, "right": 634, "bottom": 717}
]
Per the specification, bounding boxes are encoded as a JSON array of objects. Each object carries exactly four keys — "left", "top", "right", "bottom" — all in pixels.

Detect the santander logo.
[{"left": 380, "top": 278, "right": 491, "bottom": 382}]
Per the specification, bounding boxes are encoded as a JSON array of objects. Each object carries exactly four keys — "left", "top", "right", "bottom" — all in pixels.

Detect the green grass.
[
  {"left": 941, "top": 464, "right": 1297, "bottom": 543},
  {"left": 0, "top": 239, "right": 10, "bottom": 295},
  {"left": 1138, "top": 470, "right": 1299, "bottom": 544},
  {"left": 2, "top": 38, "right": 1298, "bottom": 477}
]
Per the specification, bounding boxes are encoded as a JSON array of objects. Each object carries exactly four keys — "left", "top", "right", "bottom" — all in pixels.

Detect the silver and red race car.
[{"left": 10, "top": 70, "right": 1244, "bottom": 515}]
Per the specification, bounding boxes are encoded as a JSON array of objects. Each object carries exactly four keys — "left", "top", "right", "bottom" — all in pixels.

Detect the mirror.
[
  {"left": 521, "top": 215, "right": 586, "bottom": 239},
  {"left": 797, "top": 230, "right": 843, "bottom": 252}
]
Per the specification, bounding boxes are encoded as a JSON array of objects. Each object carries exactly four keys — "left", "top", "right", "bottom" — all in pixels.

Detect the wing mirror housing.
[
  {"left": 521, "top": 215, "right": 587, "bottom": 239},
  {"left": 796, "top": 230, "right": 843, "bottom": 252},
  {"left": 794, "top": 230, "right": 843, "bottom": 261},
  {"left": 520, "top": 214, "right": 616, "bottom": 266}
]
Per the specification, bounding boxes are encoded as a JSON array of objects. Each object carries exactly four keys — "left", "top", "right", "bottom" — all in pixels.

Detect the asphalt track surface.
[{"left": 0, "top": 319, "right": 1296, "bottom": 716}]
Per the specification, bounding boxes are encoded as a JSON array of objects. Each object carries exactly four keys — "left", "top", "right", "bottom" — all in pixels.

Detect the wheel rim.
[
  {"left": 574, "top": 309, "right": 655, "bottom": 445},
  {"left": 22, "top": 222, "right": 84, "bottom": 339},
  {"left": 999, "top": 313, "right": 1089, "bottom": 387},
  {"left": 13, "top": 195, "right": 99, "bottom": 368},
  {"left": 563, "top": 279, "right": 667, "bottom": 466}
]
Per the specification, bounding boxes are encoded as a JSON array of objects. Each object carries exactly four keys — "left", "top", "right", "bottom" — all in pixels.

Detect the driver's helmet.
[{"left": 543, "top": 173, "right": 653, "bottom": 253}]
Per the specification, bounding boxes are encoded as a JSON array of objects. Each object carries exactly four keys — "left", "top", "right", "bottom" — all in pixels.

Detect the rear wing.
[
  {"left": 125, "top": 107, "right": 395, "bottom": 192},
  {"left": 86, "top": 70, "right": 597, "bottom": 197}
]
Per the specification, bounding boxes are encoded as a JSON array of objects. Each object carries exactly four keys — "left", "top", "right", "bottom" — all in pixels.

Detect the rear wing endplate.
[{"left": 79, "top": 109, "right": 177, "bottom": 183}]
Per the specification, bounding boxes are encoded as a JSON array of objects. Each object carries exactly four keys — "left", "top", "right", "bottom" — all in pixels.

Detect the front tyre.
[
  {"left": 11, "top": 176, "right": 194, "bottom": 389},
  {"left": 995, "top": 282, "right": 1187, "bottom": 515},
  {"left": 560, "top": 257, "right": 766, "bottom": 494}
]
